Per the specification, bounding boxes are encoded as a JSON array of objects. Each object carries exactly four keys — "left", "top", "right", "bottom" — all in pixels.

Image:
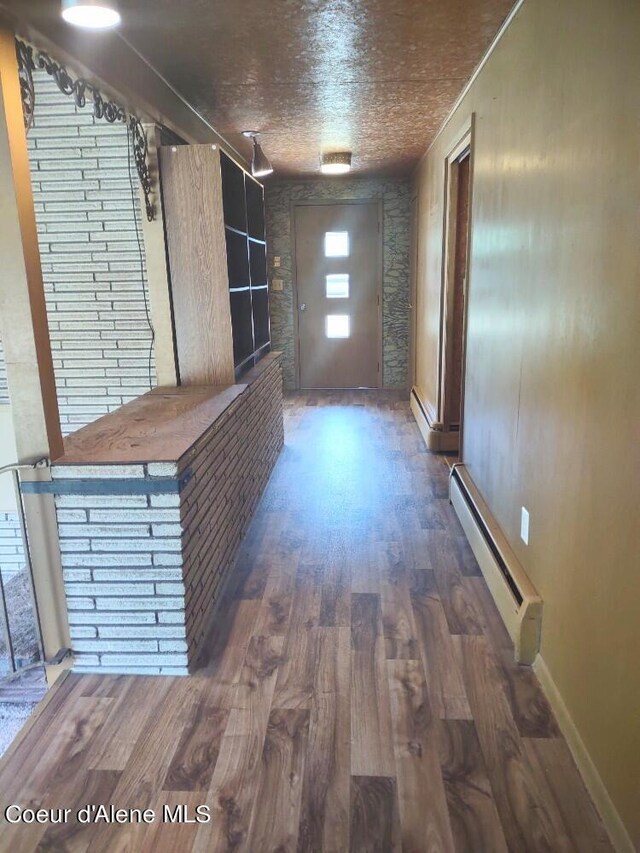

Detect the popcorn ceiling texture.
[
  {"left": 265, "top": 178, "right": 412, "bottom": 390},
  {"left": 100, "top": 0, "right": 514, "bottom": 176}
]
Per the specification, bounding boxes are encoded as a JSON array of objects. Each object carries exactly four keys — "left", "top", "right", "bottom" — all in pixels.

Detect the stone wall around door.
[{"left": 265, "top": 177, "right": 412, "bottom": 391}]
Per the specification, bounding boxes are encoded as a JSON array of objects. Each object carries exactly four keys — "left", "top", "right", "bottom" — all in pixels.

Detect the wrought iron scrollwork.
[
  {"left": 36, "top": 51, "right": 88, "bottom": 108},
  {"left": 129, "top": 117, "right": 154, "bottom": 222},
  {"left": 15, "top": 38, "right": 154, "bottom": 221},
  {"left": 94, "top": 89, "right": 126, "bottom": 124},
  {"left": 16, "top": 40, "right": 35, "bottom": 131}
]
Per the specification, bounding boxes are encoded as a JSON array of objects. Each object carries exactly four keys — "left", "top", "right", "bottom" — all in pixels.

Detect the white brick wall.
[
  {"left": 26, "top": 68, "right": 156, "bottom": 434},
  {"left": 54, "top": 484, "right": 188, "bottom": 675},
  {"left": 0, "top": 70, "right": 158, "bottom": 572},
  {"left": 0, "top": 339, "right": 8, "bottom": 405},
  {"left": 0, "top": 512, "right": 25, "bottom": 580}
]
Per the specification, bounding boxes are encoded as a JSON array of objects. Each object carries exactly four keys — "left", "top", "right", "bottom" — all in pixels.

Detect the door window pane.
[
  {"left": 326, "top": 315, "right": 350, "bottom": 338},
  {"left": 326, "top": 273, "right": 349, "bottom": 298},
  {"left": 324, "top": 231, "right": 349, "bottom": 257}
]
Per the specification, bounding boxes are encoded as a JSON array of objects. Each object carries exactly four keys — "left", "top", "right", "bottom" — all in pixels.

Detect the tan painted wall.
[{"left": 413, "top": 0, "right": 640, "bottom": 845}]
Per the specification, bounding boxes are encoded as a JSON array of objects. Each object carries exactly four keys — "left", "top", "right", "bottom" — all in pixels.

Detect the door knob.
[{"left": 299, "top": 303, "right": 306, "bottom": 311}]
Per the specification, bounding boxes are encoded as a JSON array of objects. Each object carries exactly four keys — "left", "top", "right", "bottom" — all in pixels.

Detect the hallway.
[{"left": 0, "top": 393, "right": 610, "bottom": 852}]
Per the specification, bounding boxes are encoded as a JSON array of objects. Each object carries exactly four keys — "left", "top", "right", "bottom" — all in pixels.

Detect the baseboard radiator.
[{"left": 449, "top": 464, "right": 542, "bottom": 663}]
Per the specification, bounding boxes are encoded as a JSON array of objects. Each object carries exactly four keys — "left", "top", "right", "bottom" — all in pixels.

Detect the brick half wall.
[
  {"left": 180, "top": 355, "right": 284, "bottom": 663},
  {"left": 43, "top": 354, "right": 284, "bottom": 674}
]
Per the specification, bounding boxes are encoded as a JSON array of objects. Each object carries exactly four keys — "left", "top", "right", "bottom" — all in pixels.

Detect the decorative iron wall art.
[
  {"left": 16, "top": 40, "right": 35, "bottom": 131},
  {"left": 15, "top": 38, "right": 154, "bottom": 221}
]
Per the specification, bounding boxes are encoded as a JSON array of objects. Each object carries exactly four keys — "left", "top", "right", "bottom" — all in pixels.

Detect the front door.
[{"left": 294, "top": 201, "right": 381, "bottom": 389}]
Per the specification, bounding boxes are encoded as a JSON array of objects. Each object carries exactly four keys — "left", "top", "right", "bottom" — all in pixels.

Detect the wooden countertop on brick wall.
[{"left": 54, "top": 353, "right": 281, "bottom": 466}]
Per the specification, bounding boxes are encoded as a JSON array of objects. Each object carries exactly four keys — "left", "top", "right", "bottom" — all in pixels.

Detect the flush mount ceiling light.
[
  {"left": 320, "top": 151, "right": 352, "bottom": 175},
  {"left": 242, "top": 131, "right": 274, "bottom": 178},
  {"left": 61, "top": 0, "right": 121, "bottom": 29}
]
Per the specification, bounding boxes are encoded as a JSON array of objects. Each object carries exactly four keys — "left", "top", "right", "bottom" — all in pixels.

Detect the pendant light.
[
  {"left": 61, "top": 0, "right": 121, "bottom": 29},
  {"left": 242, "top": 131, "right": 274, "bottom": 178},
  {"left": 320, "top": 152, "right": 352, "bottom": 175}
]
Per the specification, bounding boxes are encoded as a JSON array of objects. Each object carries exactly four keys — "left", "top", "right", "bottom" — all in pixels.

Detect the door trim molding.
[
  {"left": 410, "top": 388, "right": 459, "bottom": 452},
  {"left": 291, "top": 198, "right": 383, "bottom": 390},
  {"left": 437, "top": 114, "right": 475, "bottom": 455}
]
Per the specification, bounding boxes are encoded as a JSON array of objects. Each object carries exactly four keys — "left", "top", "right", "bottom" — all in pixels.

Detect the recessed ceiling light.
[
  {"left": 61, "top": 0, "right": 121, "bottom": 29},
  {"left": 321, "top": 152, "right": 352, "bottom": 175}
]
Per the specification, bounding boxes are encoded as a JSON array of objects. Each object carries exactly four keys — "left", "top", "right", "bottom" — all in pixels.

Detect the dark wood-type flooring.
[{"left": 0, "top": 392, "right": 612, "bottom": 852}]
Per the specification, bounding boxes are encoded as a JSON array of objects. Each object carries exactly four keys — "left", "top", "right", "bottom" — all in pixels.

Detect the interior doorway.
[
  {"left": 293, "top": 201, "right": 381, "bottom": 389},
  {"left": 439, "top": 127, "right": 473, "bottom": 453}
]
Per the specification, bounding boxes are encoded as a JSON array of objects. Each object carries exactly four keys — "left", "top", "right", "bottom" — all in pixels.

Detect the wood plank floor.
[{"left": 0, "top": 391, "right": 612, "bottom": 852}]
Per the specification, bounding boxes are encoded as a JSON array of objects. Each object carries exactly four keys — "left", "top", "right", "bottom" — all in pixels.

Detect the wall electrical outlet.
[
  {"left": 520, "top": 507, "right": 530, "bottom": 545},
  {"left": 271, "top": 278, "right": 284, "bottom": 292},
  {"left": 273, "top": 256, "right": 281, "bottom": 268}
]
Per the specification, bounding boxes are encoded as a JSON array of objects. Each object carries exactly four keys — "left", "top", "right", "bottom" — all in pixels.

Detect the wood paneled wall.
[
  {"left": 412, "top": 0, "right": 640, "bottom": 847},
  {"left": 159, "top": 144, "right": 235, "bottom": 386}
]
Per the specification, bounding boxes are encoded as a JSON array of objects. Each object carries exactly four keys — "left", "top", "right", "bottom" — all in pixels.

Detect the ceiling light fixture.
[
  {"left": 61, "top": 0, "right": 121, "bottom": 29},
  {"left": 320, "top": 151, "right": 352, "bottom": 175},
  {"left": 242, "top": 131, "right": 274, "bottom": 178}
]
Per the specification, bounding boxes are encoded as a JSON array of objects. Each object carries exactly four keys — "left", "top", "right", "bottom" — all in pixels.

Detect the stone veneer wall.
[
  {"left": 265, "top": 177, "right": 412, "bottom": 390},
  {"left": 46, "top": 355, "right": 283, "bottom": 675}
]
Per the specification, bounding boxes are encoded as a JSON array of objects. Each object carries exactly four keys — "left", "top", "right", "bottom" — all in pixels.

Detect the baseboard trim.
[
  {"left": 533, "top": 655, "right": 634, "bottom": 853},
  {"left": 410, "top": 388, "right": 459, "bottom": 452},
  {"left": 450, "top": 465, "right": 542, "bottom": 663}
]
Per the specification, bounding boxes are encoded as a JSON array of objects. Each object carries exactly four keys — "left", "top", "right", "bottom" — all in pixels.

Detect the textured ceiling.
[{"left": 5, "top": 0, "right": 516, "bottom": 176}]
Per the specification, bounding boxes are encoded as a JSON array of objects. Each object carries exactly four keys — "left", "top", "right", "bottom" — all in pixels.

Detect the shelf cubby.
[
  {"left": 221, "top": 152, "right": 247, "bottom": 232},
  {"left": 246, "top": 176, "right": 265, "bottom": 241},
  {"left": 225, "top": 228, "right": 250, "bottom": 288},
  {"left": 249, "top": 240, "right": 267, "bottom": 287},
  {"left": 252, "top": 286, "right": 270, "bottom": 350},
  {"left": 230, "top": 289, "right": 255, "bottom": 366}
]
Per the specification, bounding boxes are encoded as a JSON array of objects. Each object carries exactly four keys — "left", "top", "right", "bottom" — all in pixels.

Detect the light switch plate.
[
  {"left": 520, "top": 507, "right": 530, "bottom": 545},
  {"left": 271, "top": 278, "right": 284, "bottom": 292}
]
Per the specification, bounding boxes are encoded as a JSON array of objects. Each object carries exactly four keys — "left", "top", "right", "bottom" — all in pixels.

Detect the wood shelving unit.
[{"left": 158, "top": 144, "right": 271, "bottom": 385}]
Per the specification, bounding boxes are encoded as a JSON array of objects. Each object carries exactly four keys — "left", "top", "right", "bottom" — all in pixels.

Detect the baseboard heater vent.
[{"left": 449, "top": 464, "right": 543, "bottom": 663}]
